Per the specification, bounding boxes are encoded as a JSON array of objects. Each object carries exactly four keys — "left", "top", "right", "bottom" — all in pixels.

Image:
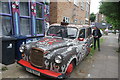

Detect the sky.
[{"left": 90, "top": 0, "right": 101, "bottom": 14}]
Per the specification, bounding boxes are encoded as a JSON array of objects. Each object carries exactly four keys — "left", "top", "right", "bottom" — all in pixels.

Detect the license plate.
[{"left": 26, "top": 67, "right": 40, "bottom": 76}]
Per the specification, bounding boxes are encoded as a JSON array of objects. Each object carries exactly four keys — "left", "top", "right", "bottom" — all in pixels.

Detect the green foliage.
[
  {"left": 100, "top": 2, "right": 120, "bottom": 51},
  {"left": 1, "top": 67, "right": 8, "bottom": 71},
  {"left": 90, "top": 13, "right": 96, "bottom": 22},
  {"left": 88, "top": 38, "right": 104, "bottom": 57},
  {"left": 99, "top": 2, "right": 120, "bottom": 29},
  {"left": 100, "top": 20, "right": 105, "bottom": 23}
]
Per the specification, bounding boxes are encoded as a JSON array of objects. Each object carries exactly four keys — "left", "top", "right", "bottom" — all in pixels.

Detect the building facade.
[
  {"left": 0, "top": 0, "right": 90, "bottom": 62},
  {"left": 0, "top": 0, "right": 50, "bottom": 61},
  {"left": 0, "top": 0, "right": 50, "bottom": 41},
  {"left": 95, "top": 13, "right": 106, "bottom": 23},
  {"left": 50, "top": 0, "right": 91, "bottom": 25}
]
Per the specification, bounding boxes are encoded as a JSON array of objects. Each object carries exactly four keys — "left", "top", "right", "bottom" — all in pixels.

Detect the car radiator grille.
[{"left": 30, "top": 47, "right": 44, "bottom": 68}]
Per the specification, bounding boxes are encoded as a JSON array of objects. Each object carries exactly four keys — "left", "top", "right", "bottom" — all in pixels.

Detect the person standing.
[{"left": 92, "top": 26, "right": 102, "bottom": 51}]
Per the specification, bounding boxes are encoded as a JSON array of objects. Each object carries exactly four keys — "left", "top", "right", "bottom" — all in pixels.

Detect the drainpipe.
[
  {"left": 31, "top": 0, "right": 36, "bottom": 36},
  {"left": 12, "top": 0, "right": 20, "bottom": 36}
]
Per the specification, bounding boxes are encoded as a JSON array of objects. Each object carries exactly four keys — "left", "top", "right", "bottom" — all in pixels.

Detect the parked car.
[
  {"left": 104, "top": 28, "right": 108, "bottom": 35},
  {"left": 116, "top": 30, "right": 119, "bottom": 33},
  {"left": 108, "top": 30, "right": 114, "bottom": 33},
  {"left": 18, "top": 23, "right": 93, "bottom": 79}
]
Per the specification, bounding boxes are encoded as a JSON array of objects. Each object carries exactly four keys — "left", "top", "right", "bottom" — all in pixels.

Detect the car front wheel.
[{"left": 65, "top": 61, "right": 75, "bottom": 77}]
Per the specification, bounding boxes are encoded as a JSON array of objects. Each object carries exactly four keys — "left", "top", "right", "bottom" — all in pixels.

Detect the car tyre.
[{"left": 65, "top": 61, "right": 75, "bottom": 77}]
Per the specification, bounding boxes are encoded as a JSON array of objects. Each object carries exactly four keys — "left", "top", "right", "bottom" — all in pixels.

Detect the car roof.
[{"left": 50, "top": 23, "right": 90, "bottom": 29}]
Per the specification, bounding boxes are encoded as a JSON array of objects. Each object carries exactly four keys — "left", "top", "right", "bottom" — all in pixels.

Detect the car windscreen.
[{"left": 47, "top": 26, "right": 78, "bottom": 39}]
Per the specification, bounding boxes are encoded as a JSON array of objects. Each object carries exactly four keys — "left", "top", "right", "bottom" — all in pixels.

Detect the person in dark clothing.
[{"left": 92, "top": 26, "right": 102, "bottom": 51}]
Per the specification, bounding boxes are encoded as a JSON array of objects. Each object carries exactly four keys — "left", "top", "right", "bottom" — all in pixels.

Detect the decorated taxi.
[{"left": 18, "top": 23, "right": 93, "bottom": 79}]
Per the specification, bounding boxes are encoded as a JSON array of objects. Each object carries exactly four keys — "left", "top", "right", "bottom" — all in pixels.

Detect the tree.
[
  {"left": 99, "top": 2, "right": 120, "bottom": 29},
  {"left": 90, "top": 13, "right": 96, "bottom": 22},
  {"left": 99, "top": 2, "right": 120, "bottom": 52}
]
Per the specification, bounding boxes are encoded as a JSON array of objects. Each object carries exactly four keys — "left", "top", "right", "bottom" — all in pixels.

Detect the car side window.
[
  {"left": 86, "top": 28, "right": 89, "bottom": 38},
  {"left": 88, "top": 27, "right": 92, "bottom": 37},
  {"left": 79, "top": 29, "right": 85, "bottom": 38},
  {"left": 85, "top": 27, "right": 92, "bottom": 38}
]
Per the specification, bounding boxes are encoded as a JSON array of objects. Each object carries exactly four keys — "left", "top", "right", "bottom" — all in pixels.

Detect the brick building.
[
  {"left": 95, "top": 13, "right": 106, "bottom": 23},
  {"left": 49, "top": 0, "right": 91, "bottom": 25}
]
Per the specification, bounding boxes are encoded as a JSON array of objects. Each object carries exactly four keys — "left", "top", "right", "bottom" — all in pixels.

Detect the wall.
[
  {"left": 49, "top": 2, "right": 58, "bottom": 24},
  {"left": 50, "top": 0, "right": 91, "bottom": 25},
  {"left": 96, "top": 13, "right": 106, "bottom": 23}
]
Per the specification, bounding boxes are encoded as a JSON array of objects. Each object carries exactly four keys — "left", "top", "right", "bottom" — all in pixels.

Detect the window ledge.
[{"left": 74, "top": 4, "right": 79, "bottom": 7}]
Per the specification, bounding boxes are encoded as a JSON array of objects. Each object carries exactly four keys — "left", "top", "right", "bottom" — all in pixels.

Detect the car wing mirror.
[{"left": 78, "top": 38, "right": 84, "bottom": 41}]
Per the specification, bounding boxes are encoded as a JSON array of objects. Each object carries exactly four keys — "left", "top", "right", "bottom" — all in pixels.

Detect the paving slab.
[{"left": 85, "top": 33, "right": 118, "bottom": 78}]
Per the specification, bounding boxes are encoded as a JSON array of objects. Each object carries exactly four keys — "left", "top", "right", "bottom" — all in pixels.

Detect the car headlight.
[
  {"left": 55, "top": 55, "right": 62, "bottom": 64},
  {"left": 19, "top": 46, "right": 25, "bottom": 52}
]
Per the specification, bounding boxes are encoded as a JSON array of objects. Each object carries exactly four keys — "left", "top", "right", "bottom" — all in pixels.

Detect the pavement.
[
  {"left": 71, "top": 33, "right": 118, "bottom": 78},
  {"left": 1, "top": 33, "right": 119, "bottom": 79},
  {"left": 87, "top": 33, "right": 118, "bottom": 78}
]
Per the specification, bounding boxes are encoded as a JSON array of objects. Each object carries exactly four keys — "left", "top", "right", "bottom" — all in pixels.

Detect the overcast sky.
[{"left": 90, "top": 0, "right": 101, "bottom": 14}]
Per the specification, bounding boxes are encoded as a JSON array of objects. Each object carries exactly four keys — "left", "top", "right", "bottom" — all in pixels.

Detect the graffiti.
[
  {"left": 53, "top": 63, "right": 59, "bottom": 72},
  {"left": 22, "top": 54, "right": 29, "bottom": 61},
  {"left": 26, "top": 38, "right": 40, "bottom": 44},
  {"left": 44, "top": 53, "right": 51, "bottom": 59},
  {"left": 61, "top": 65, "right": 66, "bottom": 73},
  {"left": 45, "top": 60, "right": 49, "bottom": 69},
  {"left": 44, "top": 5, "right": 50, "bottom": 22},
  {"left": 50, "top": 62, "right": 53, "bottom": 71},
  {"left": 64, "top": 55, "right": 77, "bottom": 73},
  {"left": 31, "top": 3, "right": 36, "bottom": 16},
  {"left": 12, "top": 0, "right": 19, "bottom": 14}
]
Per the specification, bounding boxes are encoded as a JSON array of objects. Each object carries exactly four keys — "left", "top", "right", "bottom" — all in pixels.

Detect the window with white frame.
[
  {"left": 63, "top": 17, "right": 70, "bottom": 23},
  {"left": 81, "top": 0, "right": 84, "bottom": 10},
  {"left": 86, "top": 3, "right": 89, "bottom": 12},
  {"left": 85, "top": 3, "right": 89, "bottom": 19},
  {"left": 86, "top": 0, "right": 90, "bottom": 4},
  {"left": 74, "top": 19, "right": 78, "bottom": 23},
  {"left": 67, "top": 0, "right": 71, "bottom": 2},
  {"left": 74, "top": 0, "right": 79, "bottom": 6}
]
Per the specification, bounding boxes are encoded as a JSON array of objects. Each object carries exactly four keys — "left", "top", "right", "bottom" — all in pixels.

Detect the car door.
[
  {"left": 87, "top": 27, "right": 93, "bottom": 48},
  {"left": 85, "top": 27, "right": 92, "bottom": 53},
  {"left": 77, "top": 28, "right": 87, "bottom": 59}
]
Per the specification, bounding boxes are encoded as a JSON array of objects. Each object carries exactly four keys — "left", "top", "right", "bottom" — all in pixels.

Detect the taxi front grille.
[{"left": 30, "top": 47, "right": 44, "bottom": 68}]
